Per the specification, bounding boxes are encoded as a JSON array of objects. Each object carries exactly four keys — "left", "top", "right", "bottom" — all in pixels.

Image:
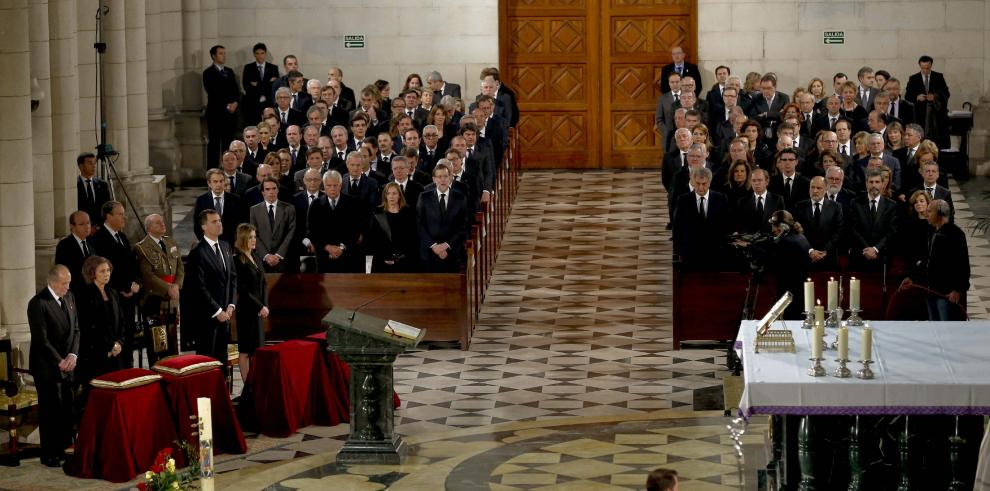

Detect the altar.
[{"left": 736, "top": 320, "right": 990, "bottom": 489}]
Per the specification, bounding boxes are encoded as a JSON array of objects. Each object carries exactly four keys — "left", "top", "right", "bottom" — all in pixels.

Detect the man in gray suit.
[
  {"left": 855, "top": 66, "right": 880, "bottom": 111},
  {"left": 249, "top": 177, "right": 297, "bottom": 272},
  {"left": 655, "top": 72, "right": 682, "bottom": 150}
]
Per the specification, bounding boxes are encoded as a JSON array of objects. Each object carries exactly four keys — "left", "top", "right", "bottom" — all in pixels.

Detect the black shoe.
[{"left": 41, "top": 456, "right": 61, "bottom": 467}]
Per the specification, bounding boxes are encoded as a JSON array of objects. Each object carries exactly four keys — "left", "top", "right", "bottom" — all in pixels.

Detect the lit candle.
[
  {"left": 197, "top": 397, "right": 215, "bottom": 491},
  {"left": 814, "top": 300, "right": 824, "bottom": 325},
  {"left": 827, "top": 277, "right": 838, "bottom": 310},
  {"left": 838, "top": 326, "right": 848, "bottom": 360},
  {"left": 804, "top": 278, "right": 814, "bottom": 312},
  {"left": 862, "top": 325, "right": 872, "bottom": 361},
  {"left": 849, "top": 277, "right": 861, "bottom": 311},
  {"left": 812, "top": 324, "right": 824, "bottom": 359}
]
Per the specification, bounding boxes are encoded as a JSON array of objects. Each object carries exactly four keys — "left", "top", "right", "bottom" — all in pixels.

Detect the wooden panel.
[
  {"left": 612, "top": 0, "right": 691, "bottom": 6},
  {"left": 509, "top": 64, "right": 586, "bottom": 104},
  {"left": 611, "top": 16, "right": 690, "bottom": 55},
  {"left": 612, "top": 112, "right": 657, "bottom": 149},
  {"left": 514, "top": 0, "right": 586, "bottom": 8}
]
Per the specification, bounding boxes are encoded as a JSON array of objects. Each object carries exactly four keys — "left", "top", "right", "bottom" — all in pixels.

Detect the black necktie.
[
  {"left": 308, "top": 194, "right": 316, "bottom": 206},
  {"left": 214, "top": 242, "right": 226, "bottom": 271},
  {"left": 908, "top": 148, "right": 915, "bottom": 161},
  {"left": 439, "top": 193, "right": 447, "bottom": 215},
  {"left": 673, "top": 93, "right": 679, "bottom": 103},
  {"left": 382, "top": 156, "right": 389, "bottom": 163},
  {"left": 698, "top": 196, "right": 706, "bottom": 219},
  {"left": 159, "top": 239, "right": 167, "bottom": 254},
  {"left": 756, "top": 196, "right": 764, "bottom": 217},
  {"left": 829, "top": 194, "right": 836, "bottom": 202},
  {"left": 85, "top": 179, "right": 95, "bottom": 202},
  {"left": 338, "top": 151, "right": 344, "bottom": 161},
  {"left": 841, "top": 144, "right": 847, "bottom": 156},
  {"left": 399, "top": 183, "right": 405, "bottom": 193},
  {"left": 58, "top": 296, "right": 69, "bottom": 320},
  {"left": 115, "top": 233, "right": 124, "bottom": 247},
  {"left": 229, "top": 175, "right": 236, "bottom": 190},
  {"left": 330, "top": 198, "right": 336, "bottom": 210},
  {"left": 351, "top": 179, "right": 359, "bottom": 194},
  {"left": 281, "top": 111, "right": 287, "bottom": 125},
  {"left": 214, "top": 196, "right": 223, "bottom": 216},
  {"left": 785, "top": 177, "right": 792, "bottom": 196},
  {"left": 830, "top": 117, "right": 837, "bottom": 128},
  {"left": 927, "top": 187, "right": 934, "bottom": 199},
  {"left": 82, "top": 240, "right": 90, "bottom": 257},
  {"left": 258, "top": 63, "right": 264, "bottom": 80},
  {"left": 268, "top": 204, "right": 276, "bottom": 229},
  {"left": 291, "top": 149, "right": 297, "bottom": 162},
  {"left": 814, "top": 201, "right": 821, "bottom": 225},
  {"left": 870, "top": 200, "right": 877, "bottom": 218}
]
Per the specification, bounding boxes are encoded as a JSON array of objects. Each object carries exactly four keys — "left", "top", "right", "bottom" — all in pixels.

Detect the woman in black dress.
[
  {"left": 368, "top": 182, "right": 420, "bottom": 272},
  {"left": 77, "top": 256, "right": 126, "bottom": 388},
  {"left": 719, "top": 159, "right": 752, "bottom": 206},
  {"left": 233, "top": 224, "right": 268, "bottom": 386}
]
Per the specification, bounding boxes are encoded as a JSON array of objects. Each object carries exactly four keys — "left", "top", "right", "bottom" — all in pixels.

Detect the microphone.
[{"left": 349, "top": 289, "right": 406, "bottom": 321}]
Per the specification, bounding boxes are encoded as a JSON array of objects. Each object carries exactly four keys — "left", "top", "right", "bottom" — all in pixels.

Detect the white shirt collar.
[
  {"left": 754, "top": 191, "right": 766, "bottom": 199},
  {"left": 436, "top": 188, "right": 450, "bottom": 200},
  {"left": 149, "top": 234, "right": 163, "bottom": 242},
  {"left": 782, "top": 172, "right": 796, "bottom": 179},
  {"left": 696, "top": 191, "right": 710, "bottom": 201},
  {"left": 264, "top": 199, "right": 278, "bottom": 208},
  {"left": 48, "top": 286, "right": 62, "bottom": 303},
  {"left": 204, "top": 236, "right": 220, "bottom": 249}
]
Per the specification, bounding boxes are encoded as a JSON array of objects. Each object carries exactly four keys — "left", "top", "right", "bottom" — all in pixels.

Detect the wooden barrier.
[{"left": 672, "top": 269, "right": 889, "bottom": 348}]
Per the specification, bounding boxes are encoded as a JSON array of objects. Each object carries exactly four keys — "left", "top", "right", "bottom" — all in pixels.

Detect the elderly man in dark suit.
[
  {"left": 672, "top": 167, "right": 730, "bottom": 271},
  {"left": 417, "top": 163, "right": 470, "bottom": 273},
  {"left": 202, "top": 45, "right": 240, "bottom": 169},
  {"left": 182, "top": 210, "right": 236, "bottom": 363},
  {"left": 390, "top": 156, "right": 424, "bottom": 210},
  {"left": 241, "top": 42, "right": 279, "bottom": 124},
  {"left": 193, "top": 168, "right": 246, "bottom": 245},
  {"left": 340, "top": 151, "right": 380, "bottom": 209},
  {"left": 90, "top": 200, "right": 141, "bottom": 365},
  {"left": 76, "top": 153, "right": 112, "bottom": 229},
  {"left": 249, "top": 177, "right": 297, "bottom": 273},
  {"left": 427, "top": 71, "right": 461, "bottom": 99},
  {"left": 659, "top": 46, "right": 702, "bottom": 95},
  {"left": 28, "top": 264, "right": 80, "bottom": 467},
  {"left": 794, "top": 176, "right": 844, "bottom": 271},
  {"left": 884, "top": 77, "right": 915, "bottom": 125},
  {"left": 848, "top": 169, "right": 898, "bottom": 272},
  {"left": 307, "top": 170, "right": 367, "bottom": 273},
  {"left": 220, "top": 150, "right": 252, "bottom": 196},
  {"left": 54, "top": 211, "right": 98, "bottom": 294}
]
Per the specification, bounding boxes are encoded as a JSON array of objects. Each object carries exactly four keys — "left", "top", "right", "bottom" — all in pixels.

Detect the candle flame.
[
  {"left": 807, "top": 277, "right": 811, "bottom": 282},
  {"left": 829, "top": 277, "right": 834, "bottom": 281},
  {"left": 816, "top": 299, "right": 821, "bottom": 305}
]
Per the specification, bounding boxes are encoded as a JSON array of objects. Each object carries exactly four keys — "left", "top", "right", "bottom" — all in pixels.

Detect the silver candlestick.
[
  {"left": 801, "top": 310, "right": 814, "bottom": 329},
  {"left": 846, "top": 308, "right": 864, "bottom": 327},
  {"left": 807, "top": 357, "right": 825, "bottom": 377},
  {"left": 833, "top": 358, "right": 851, "bottom": 378},
  {"left": 856, "top": 359, "right": 874, "bottom": 379},
  {"left": 825, "top": 307, "right": 843, "bottom": 328}
]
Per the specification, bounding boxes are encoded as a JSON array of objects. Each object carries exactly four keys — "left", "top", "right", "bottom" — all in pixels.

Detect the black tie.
[
  {"left": 281, "top": 111, "right": 287, "bottom": 125},
  {"left": 229, "top": 175, "right": 236, "bottom": 190},
  {"left": 330, "top": 198, "right": 337, "bottom": 210},
  {"left": 927, "top": 187, "right": 934, "bottom": 199},
  {"left": 115, "top": 233, "right": 124, "bottom": 248},
  {"left": 308, "top": 194, "right": 316, "bottom": 206},
  {"left": 399, "top": 183, "right": 405, "bottom": 193},
  {"left": 830, "top": 117, "right": 837, "bottom": 128},
  {"left": 439, "top": 193, "right": 447, "bottom": 215},
  {"left": 338, "top": 151, "right": 344, "bottom": 161},
  {"left": 870, "top": 200, "right": 877, "bottom": 218},
  {"left": 829, "top": 194, "right": 836, "bottom": 202},
  {"left": 814, "top": 201, "right": 821, "bottom": 226},
  {"left": 382, "top": 156, "right": 389, "bottom": 163},
  {"left": 291, "top": 149, "right": 297, "bottom": 162},
  {"left": 673, "top": 93, "right": 679, "bottom": 103},
  {"left": 214, "top": 196, "right": 223, "bottom": 216},
  {"left": 351, "top": 179, "right": 359, "bottom": 194},
  {"left": 85, "top": 179, "right": 95, "bottom": 202},
  {"left": 908, "top": 148, "right": 915, "bottom": 162},
  {"left": 58, "top": 297, "right": 69, "bottom": 320},
  {"left": 698, "top": 196, "right": 706, "bottom": 219},
  {"left": 756, "top": 196, "right": 764, "bottom": 217},
  {"left": 159, "top": 239, "right": 167, "bottom": 254},
  {"left": 841, "top": 144, "right": 847, "bottom": 156},
  {"left": 82, "top": 240, "right": 90, "bottom": 257},
  {"left": 785, "top": 177, "right": 792, "bottom": 197},
  {"left": 258, "top": 64, "right": 264, "bottom": 80},
  {"left": 268, "top": 204, "right": 276, "bottom": 229},
  {"left": 214, "top": 242, "right": 226, "bottom": 271}
]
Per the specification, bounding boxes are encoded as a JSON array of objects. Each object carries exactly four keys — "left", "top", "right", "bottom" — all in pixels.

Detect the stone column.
[
  {"left": 970, "top": 4, "right": 990, "bottom": 175},
  {"left": 48, "top": 0, "right": 80, "bottom": 234},
  {"left": 102, "top": 0, "right": 129, "bottom": 170},
  {"left": 30, "top": 0, "right": 57, "bottom": 284},
  {"left": 0, "top": 0, "right": 37, "bottom": 345},
  {"left": 145, "top": 0, "right": 183, "bottom": 186}
]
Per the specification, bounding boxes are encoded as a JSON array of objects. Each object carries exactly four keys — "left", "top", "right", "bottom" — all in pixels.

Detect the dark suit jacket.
[
  {"left": 293, "top": 191, "right": 324, "bottom": 253},
  {"left": 910, "top": 184, "right": 954, "bottom": 221},
  {"left": 341, "top": 174, "right": 381, "bottom": 209},
  {"left": 848, "top": 195, "right": 898, "bottom": 256},
  {"left": 922, "top": 223, "right": 970, "bottom": 295},
  {"left": 748, "top": 92, "right": 791, "bottom": 128},
  {"left": 55, "top": 234, "right": 98, "bottom": 294},
  {"left": 768, "top": 174, "right": 810, "bottom": 211},
  {"left": 77, "top": 176, "right": 112, "bottom": 227},
  {"left": 672, "top": 190, "right": 730, "bottom": 269},
  {"left": 393, "top": 179, "right": 425, "bottom": 210},
  {"left": 888, "top": 99, "right": 915, "bottom": 125},
  {"left": 203, "top": 65, "right": 240, "bottom": 115},
  {"left": 793, "top": 198, "right": 844, "bottom": 260},
  {"left": 660, "top": 62, "right": 702, "bottom": 94},
  {"left": 905, "top": 71, "right": 950, "bottom": 120},
  {"left": 223, "top": 171, "right": 253, "bottom": 196},
  {"left": 855, "top": 86, "right": 880, "bottom": 111},
  {"left": 249, "top": 200, "right": 297, "bottom": 272},
  {"left": 734, "top": 192, "right": 785, "bottom": 234},
  {"left": 28, "top": 287, "right": 80, "bottom": 382},
  {"left": 76, "top": 283, "right": 125, "bottom": 368},
  {"left": 307, "top": 194, "right": 368, "bottom": 272},
  {"left": 275, "top": 108, "right": 307, "bottom": 133},
  {"left": 466, "top": 143, "right": 496, "bottom": 192},
  {"left": 435, "top": 82, "right": 462, "bottom": 100},
  {"left": 241, "top": 62, "right": 279, "bottom": 110},
  {"left": 338, "top": 83, "right": 357, "bottom": 108},
  {"left": 416, "top": 188, "right": 469, "bottom": 270},
  {"left": 826, "top": 188, "right": 857, "bottom": 218},
  {"left": 193, "top": 192, "right": 245, "bottom": 244},
  {"left": 290, "top": 92, "right": 313, "bottom": 113},
  {"left": 181, "top": 238, "right": 236, "bottom": 333},
  {"left": 810, "top": 113, "right": 841, "bottom": 137},
  {"left": 661, "top": 149, "right": 688, "bottom": 192},
  {"left": 91, "top": 227, "right": 138, "bottom": 295}
]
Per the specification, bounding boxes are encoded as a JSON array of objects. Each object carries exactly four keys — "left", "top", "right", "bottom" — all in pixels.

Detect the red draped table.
[
  {"left": 304, "top": 332, "right": 401, "bottom": 410},
  {"left": 159, "top": 367, "right": 247, "bottom": 455},
  {"left": 65, "top": 370, "right": 178, "bottom": 483},
  {"left": 247, "top": 340, "right": 346, "bottom": 437}
]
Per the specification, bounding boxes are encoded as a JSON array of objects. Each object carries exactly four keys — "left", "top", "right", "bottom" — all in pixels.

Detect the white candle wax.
[
  {"left": 849, "top": 277, "right": 861, "bottom": 310},
  {"left": 812, "top": 325, "right": 824, "bottom": 359},
  {"left": 827, "top": 277, "right": 838, "bottom": 310},
  {"left": 197, "top": 397, "right": 215, "bottom": 491},
  {"left": 815, "top": 302, "right": 824, "bottom": 325},
  {"left": 804, "top": 279, "right": 814, "bottom": 312},
  {"left": 862, "top": 327, "right": 872, "bottom": 361},
  {"left": 838, "top": 327, "right": 848, "bottom": 360}
]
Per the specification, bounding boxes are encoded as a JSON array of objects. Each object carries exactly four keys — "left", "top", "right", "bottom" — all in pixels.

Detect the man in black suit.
[
  {"left": 54, "top": 211, "right": 97, "bottom": 294},
  {"left": 475, "top": 96, "right": 508, "bottom": 161},
  {"left": 293, "top": 169, "right": 324, "bottom": 272},
  {"left": 325, "top": 78, "right": 355, "bottom": 114},
  {"left": 884, "top": 77, "right": 914, "bottom": 125},
  {"left": 273, "top": 87, "right": 306, "bottom": 140},
  {"left": 229, "top": 140, "right": 257, "bottom": 180},
  {"left": 270, "top": 55, "right": 305, "bottom": 102},
  {"left": 672, "top": 167, "right": 729, "bottom": 270},
  {"left": 417, "top": 163, "right": 469, "bottom": 273},
  {"left": 327, "top": 67, "right": 356, "bottom": 109},
  {"left": 390, "top": 156, "right": 424, "bottom": 210},
  {"left": 341, "top": 151, "right": 380, "bottom": 209},
  {"left": 28, "top": 265, "right": 80, "bottom": 467},
  {"left": 705, "top": 65, "right": 731, "bottom": 122},
  {"left": 905, "top": 55, "right": 951, "bottom": 148},
  {"left": 901, "top": 199, "right": 969, "bottom": 319},
  {"left": 249, "top": 177, "right": 297, "bottom": 273},
  {"left": 824, "top": 165, "right": 856, "bottom": 217},
  {"left": 219, "top": 150, "right": 252, "bottom": 196},
  {"left": 672, "top": 90, "right": 707, "bottom": 125},
  {"left": 894, "top": 123, "right": 926, "bottom": 194},
  {"left": 90, "top": 200, "right": 141, "bottom": 365},
  {"left": 655, "top": 72, "right": 683, "bottom": 147},
  {"left": 662, "top": 128, "right": 693, "bottom": 193},
  {"left": 193, "top": 169, "right": 245, "bottom": 244},
  {"left": 796, "top": 93, "right": 820, "bottom": 138},
  {"left": 352, "top": 88, "right": 389, "bottom": 138},
  {"left": 810, "top": 96, "right": 842, "bottom": 138},
  {"left": 307, "top": 170, "right": 367, "bottom": 273},
  {"left": 768, "top": 149, "right": 810, "bottom": 211},
  {"left": 855, "top": 66, "right": 880, "bottom": 111},
  {"left": 326, "top": 125, "right": 351, "bottom": 173},
  {"left": 401, "top": 89, "right": 429, "bottom": 129},
  {"left": 735, "top": 169, "right": 784, "bottom": 234},
  {"left": 202, "top": 45, "right": 240, "bottom": 168},
  {"left": 848, "top": 169, "right": 898, "bottom": 271},
  {"left": 480, "top": 67, "right": 520, "bottom": 127},
  {"left": 427, "top": 70, "right": 461, "bottom": 100},
  {"left": 447, "top": 149, "right": 482, "bottom": 212},
  {"left": 420, "top": 125, "right": 444, "bottom": 174},
  {"left": 241, "top": 42, "right": 279, "bottom": 124},
  {"left": 794, "top": 176, "right": 843, "bottom": 271},
  {"left": 456, "top": 127, "right": 495, "bottom": 204},
  {"left": 913, "top": 161, "right": 954, "bottom": 221},
  {"left": 182, "top": 210, "right": 236, "bottom": 363},
  {"left": 748, "top": 74, "right": 790, "bottom": 131},
  {"left": 285, "top": 71, "right": 313, "bottom": 113},
  {"left": 659, "top": 46, "right": 702, "bottom": 95},
  {"left": 476, "top": 78, "right": 515, "bottom": 132},
  {"left": 76, "top": 152, "right": 112, "bottom": 229}
]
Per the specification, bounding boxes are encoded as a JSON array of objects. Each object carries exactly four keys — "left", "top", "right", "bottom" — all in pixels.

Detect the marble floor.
[{"left": 4, "top": 170, "right": 990, "bottom": 490}]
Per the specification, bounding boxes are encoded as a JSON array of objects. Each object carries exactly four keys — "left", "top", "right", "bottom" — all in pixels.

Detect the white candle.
[
  {"left": 812, "top": 324, "right": 824, "bottom": 359},
  {"left": 838, "top": 327, "right": 848, "bottom": 360},
  {"left": 849, "top": 277, "right": 861, "bottom": 311},
  {"left": 804, "top": 278, "right": 814, "bottom": 312},
  {"left": 827, "top": 277, "right": 838, "bottom": 310},
  {"left": 197, "top": 397, "right": 215, "bottom": 491},
  {"left": 861, "top": 326, "right": 872, "bottom": 361},
  {"left": 814, "top": 301, "right": 824, "bottom": 325}
]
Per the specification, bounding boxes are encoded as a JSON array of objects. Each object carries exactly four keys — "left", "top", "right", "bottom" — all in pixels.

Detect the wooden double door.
[{"left": 499, "top": 0, "right": 696, "bottom": 169}]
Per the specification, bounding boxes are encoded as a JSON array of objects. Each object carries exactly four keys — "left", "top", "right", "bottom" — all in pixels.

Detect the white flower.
[
  {"left": 172, "top": 483, "right": 179, "bottom": 489},
  {"left": 146, "top": 471, "right": 154, "bottom": 480},
  {"left": 166, "top": 458, "right": 176, "bottom": 473}
]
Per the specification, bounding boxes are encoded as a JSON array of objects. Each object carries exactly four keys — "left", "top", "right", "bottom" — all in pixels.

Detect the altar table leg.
[
  {"left": 896, "top": 416, "right": 912, "bottom": 491},
  {"left": 798, "top": 415, "right": 817, "bottom": 491},
  {"left": 848, "top": 415, "right": 863, "bottom": 491}
]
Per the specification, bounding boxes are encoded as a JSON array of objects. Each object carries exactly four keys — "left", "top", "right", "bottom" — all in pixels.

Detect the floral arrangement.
[{"left": 138, "top": 441, "right": 201, "bottom": 491}]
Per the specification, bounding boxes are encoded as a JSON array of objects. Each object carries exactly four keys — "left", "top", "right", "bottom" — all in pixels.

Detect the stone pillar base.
[{"left": 336, "top": 435, "right": 406, "bottom": 465}]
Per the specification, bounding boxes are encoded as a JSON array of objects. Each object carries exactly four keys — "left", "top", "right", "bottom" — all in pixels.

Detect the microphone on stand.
[{"left": 349, "top": 289, "right": 407, "bottom": 321}]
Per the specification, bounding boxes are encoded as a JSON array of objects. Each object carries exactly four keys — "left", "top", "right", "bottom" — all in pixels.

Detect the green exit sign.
[
  {"left": 824, "top": 31, "right": 845, "bottom": 45},
  {"left": 344, "top": 35, "right": 365, "bottom": 49}
]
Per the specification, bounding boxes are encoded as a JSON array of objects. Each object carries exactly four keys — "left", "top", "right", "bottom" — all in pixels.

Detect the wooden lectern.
[{"left": 323, "top": 307, "right": 424, "bottom": 465}]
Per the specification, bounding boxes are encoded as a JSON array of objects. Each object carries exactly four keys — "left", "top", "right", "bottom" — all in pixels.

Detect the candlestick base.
[
  {"left": 807, "top": 357, "right": 826, "bottom": 377},
  {"left": 825, "top": 308, "right": 843, "bottom": 329},
  {"left": 846, "top": 309, "right": 864, "bottom": 327},
  {"left": 856, "top": 360, "right": 874, "bottom": 380},
  {"left": 801, "top": 310, "right": 814, "bottom": 329},
  {"left": 833, "top": 358, "right": 851, "bottom": 378}
]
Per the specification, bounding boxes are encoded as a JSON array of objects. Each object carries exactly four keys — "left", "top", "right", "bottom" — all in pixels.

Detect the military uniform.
[{"left": 134, "top": 234, "right": 184, "bottom": 363}]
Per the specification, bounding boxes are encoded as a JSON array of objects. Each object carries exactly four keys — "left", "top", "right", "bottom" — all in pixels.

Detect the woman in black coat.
[
  {"left": 368, "top": 182, "right": 420, "bottom": 273},
  {"left": 233, "top": 224, "right": 268, "bottom": 386},
  {"left": 77, "top": 256, "right": 126, "bottom": 385},
  {"left": 767, "top": 211, "right": 812, "bottom": 320}
]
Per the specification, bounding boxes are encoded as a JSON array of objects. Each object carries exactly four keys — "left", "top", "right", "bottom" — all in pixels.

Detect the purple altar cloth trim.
[
  {"left": 733, "top": 340, "right": 743, "bottom": 350},
  {"left": 740, "top": 405, "right": 990, "bottom": 419}
]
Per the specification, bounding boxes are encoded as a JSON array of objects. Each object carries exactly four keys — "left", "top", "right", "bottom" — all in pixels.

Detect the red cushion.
[
  {"left": 90, "top": 368, "right": 161, "bottom": 390},
  {"left": 153, "top": 354, "right": 223, "bottom": 376}
]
